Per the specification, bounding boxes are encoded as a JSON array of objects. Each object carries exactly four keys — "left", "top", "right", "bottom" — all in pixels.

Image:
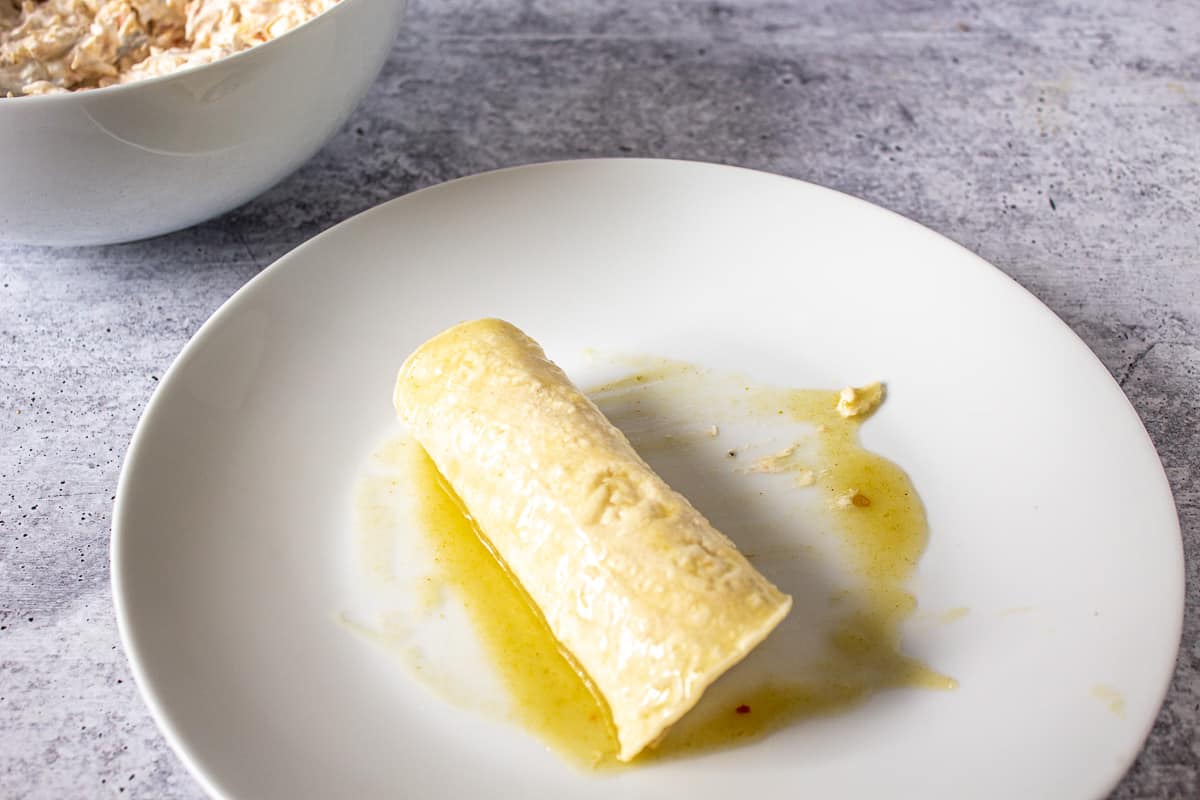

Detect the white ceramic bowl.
[{"left": 0, "top": 0, "right": 406, "bottom": 246}]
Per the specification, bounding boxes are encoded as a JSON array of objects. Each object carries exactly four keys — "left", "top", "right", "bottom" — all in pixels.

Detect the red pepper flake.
[{"left": 735, "top": 704, "right": 751, "bottom": 714}]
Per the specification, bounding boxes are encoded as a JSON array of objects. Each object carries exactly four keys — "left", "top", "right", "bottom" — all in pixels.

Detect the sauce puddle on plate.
[
  {"left": 352, "top": 359, "right": 954, "bottom": 765},
  {"left": 409, "top": 447, "right": 619, "bottom": 767}
]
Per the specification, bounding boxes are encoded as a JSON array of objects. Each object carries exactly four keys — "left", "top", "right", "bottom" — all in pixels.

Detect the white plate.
[{"left": 112, "top": 159, "right": 1183, "bottom": 800}]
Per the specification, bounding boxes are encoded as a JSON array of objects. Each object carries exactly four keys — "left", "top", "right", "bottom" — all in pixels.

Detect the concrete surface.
[{"left": 1, "top": 0, "right": 1197, "bottom": 796}]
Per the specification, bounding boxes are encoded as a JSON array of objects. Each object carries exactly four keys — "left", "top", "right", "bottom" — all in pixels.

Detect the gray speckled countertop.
[{"left": 1, "top": 1, "right": 1197, "bottom": 797}]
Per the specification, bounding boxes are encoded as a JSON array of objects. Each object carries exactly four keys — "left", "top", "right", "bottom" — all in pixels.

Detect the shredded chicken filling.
[{"left": 1, "top": 0, "right": 337, "bottom": 96}]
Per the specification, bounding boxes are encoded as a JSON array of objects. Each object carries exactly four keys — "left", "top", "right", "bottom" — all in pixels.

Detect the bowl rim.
[{"left": 0, "top": 0, "right": 379, "bottom": 108}]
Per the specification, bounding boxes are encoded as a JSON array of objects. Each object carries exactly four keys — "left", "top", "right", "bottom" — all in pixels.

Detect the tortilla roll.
[{"left": 394, "top": 319, "right": 792, "bottom": 761}]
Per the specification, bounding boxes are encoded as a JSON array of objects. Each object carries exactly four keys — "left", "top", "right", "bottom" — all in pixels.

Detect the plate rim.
[{"left": 110, "top": 157, "right": 1185, "bottom": 800}]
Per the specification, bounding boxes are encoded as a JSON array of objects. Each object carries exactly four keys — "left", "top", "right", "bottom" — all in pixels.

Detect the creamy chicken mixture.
[
  {"left": 836, "top": 381, "right": 885, "bottom": 419},
  {"left": 1, "top": 0, "right": 337, "bottom": 97}
]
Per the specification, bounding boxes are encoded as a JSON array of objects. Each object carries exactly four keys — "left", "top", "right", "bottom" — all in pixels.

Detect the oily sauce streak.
[{"left": 410, "top": 448, "right": 619, "bottom": 767}]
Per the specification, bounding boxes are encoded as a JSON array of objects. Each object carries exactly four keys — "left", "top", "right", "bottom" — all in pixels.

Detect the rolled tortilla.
[{"left": 394, "top": 319, "right": 792, "bottom": 761}]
